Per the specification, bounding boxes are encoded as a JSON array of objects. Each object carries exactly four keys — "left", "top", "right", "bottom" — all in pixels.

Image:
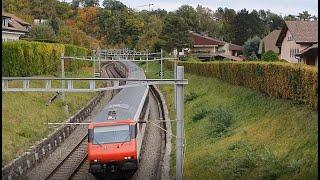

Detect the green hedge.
[
  {"left": 64, "top": 44, "right": 91, "bottom": 71},
  {"left": 2, "top": 41, "right": 91, "bottom": 76},
  {"left": 165, "top": 61, "right": 318, "bottom": 109}
]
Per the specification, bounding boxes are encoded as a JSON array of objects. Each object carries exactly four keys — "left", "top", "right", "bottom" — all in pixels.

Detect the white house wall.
[
  {"left": 2, "top": 31, "right": 23, "bottom": 42},
  {"left": 280, "top": 30, "right": 309, "bottom": 63}
]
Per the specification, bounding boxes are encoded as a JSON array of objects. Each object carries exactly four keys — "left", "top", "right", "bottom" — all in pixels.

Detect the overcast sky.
[{"left": 62, "top": 0, "right": 318, "bottom": 16}]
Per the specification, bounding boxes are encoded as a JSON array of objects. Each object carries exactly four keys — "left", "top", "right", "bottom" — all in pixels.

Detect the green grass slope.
[
  {"left": 2, "top": 67, "right": 98, "bottom": 166},
  {"left": 140, "top": 62, "right": 318, "bottom": 179}
]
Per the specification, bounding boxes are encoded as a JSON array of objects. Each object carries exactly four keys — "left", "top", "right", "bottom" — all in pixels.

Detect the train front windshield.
[{"left": 93, "top": 125, "right": 130, "bottom": 144}]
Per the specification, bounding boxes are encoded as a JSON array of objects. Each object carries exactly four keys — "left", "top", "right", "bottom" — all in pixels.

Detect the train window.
[
  {"left": 139, "top": 122, "right": 142, "bottom": 134},
  {"left": 93, "top": 125, "right": 130, "bottom": 144},
  {"left": 88, "top": 129, "right": 93, "bottom": 143},
  {"left": 107, "top": 111, "right": 116, "bottom": 120},
  {"left": 135, "top": 124, "right": 138, "bottom": 137}
]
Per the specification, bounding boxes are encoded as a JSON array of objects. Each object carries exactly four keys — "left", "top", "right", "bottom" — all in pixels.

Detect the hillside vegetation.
[
  {"left": 2, "top": 67, "right": 97, "bottom": 166},
  {"left": 141, "top": 62, "right": 318, "bottom": 179}
]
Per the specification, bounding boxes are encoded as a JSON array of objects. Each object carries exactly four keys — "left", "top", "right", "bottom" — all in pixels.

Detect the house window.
[
  {"left": 288, "top": 36, "right": 293, "bottom": 41},
  {"left": 2, "top": 18, "right": 7, "bottom": 26}
]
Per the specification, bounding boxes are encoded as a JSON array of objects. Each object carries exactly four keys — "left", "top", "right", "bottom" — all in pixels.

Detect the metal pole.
[
  {"left": 174, "top": 58, "right": 177, "bottom": 109},
  {"left": 61, "top": 53, "right": 68, "bottom": 114},
  {"left": 93, "top": 56, "right": 95, "bottom": 77},
  {"left": 99, "top": 54, "right": 101, "bottom": 76},
  {"left": 176, "top": 66, "right": 184, "bottom": 180},
  {"left": 61, "top": 53, "right": 65, "bottom": 101},
  {"left": 146, "top": 49, "right": 148, "bottom": 73},
  {"left": 161, "top": 49, "right": 163, "bottom": 79}
]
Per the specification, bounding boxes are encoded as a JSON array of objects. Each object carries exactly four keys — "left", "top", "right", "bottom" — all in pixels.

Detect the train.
[{"left": 88, "top": 61, "right": 149, "bottom": 177}]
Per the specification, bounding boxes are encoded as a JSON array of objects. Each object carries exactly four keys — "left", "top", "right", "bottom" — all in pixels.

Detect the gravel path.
[{"left": 132, "top": 89, "right": 164, "bottom": 180}]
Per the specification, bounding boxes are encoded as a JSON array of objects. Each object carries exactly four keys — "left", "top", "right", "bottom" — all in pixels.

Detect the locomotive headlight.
[
  {"left": 94, "top": 160, "right": 98, "bottom": 162},
  {"left": 124, "top": 156, "right": 131, "bottom": 159}
]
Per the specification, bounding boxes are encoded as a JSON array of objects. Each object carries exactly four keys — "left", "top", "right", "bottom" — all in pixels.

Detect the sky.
[{"left": 62, "top": 0, "right": 318, "bottom": 16}]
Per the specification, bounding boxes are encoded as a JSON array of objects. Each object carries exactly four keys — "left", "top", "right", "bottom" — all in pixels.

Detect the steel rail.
[{"left": 45, "top": 135, "right": 88, "bottom": 180}]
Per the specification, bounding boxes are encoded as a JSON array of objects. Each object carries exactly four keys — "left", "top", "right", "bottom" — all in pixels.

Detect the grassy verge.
[
  {"left": 2, "top": 67, "right": 98, "bottom": 166},
  {"left": 140, "top": 62, "right": 318, "bottom": 179}
]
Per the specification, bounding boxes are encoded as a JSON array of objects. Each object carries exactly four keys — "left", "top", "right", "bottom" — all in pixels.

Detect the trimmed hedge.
[
  {"left": 64, "top": 44, "right": 92, "bottom": 71},
  {"left": 2, "top": 41, "right": 91, "bottom": 76},
  {"left": 165, "top": 61, "right": 318, "bottom": 109}
]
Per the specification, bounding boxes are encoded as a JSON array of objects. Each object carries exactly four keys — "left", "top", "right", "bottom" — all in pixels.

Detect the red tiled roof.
[
  {"left": 189, "top": 31, "right": 242, "bottom": 50},
  {"left": 276, "top": 21, "right": 318, "bottom": 46},
  {"left": 189, "top": 31, "right": 224, "bottom": 46}
]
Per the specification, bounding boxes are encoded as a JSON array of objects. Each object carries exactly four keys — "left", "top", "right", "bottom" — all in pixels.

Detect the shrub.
[
  {"left": 243, "top": 36, "right": 261, "bottom": 58},
  {"left": 261, "top": 50, "right": 279, "bottom": 61},
  {"left": 165, "top": 60, "right": 318, "bottom": 109},
  {"left": 185, "top": 92, "right": 199, "bottom": 102},
  {"left": 208, "top": 106, "right": 234, "bottom": 137},
  {"left": 2, "top": 41, "right": 90, "bottom": 76},
  {"left": 30, "top": 24, "right": 56, "bottom": 40},
  {"left": 192, "top": 107, "right": 210, "bottom": 122},
  {"left": 247, "top": 52, "right": 259, "bottom": 61}
]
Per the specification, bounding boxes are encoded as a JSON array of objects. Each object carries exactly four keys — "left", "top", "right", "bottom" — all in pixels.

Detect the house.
[
  {"left": 297, "top": 43, "right": 318, "bottom": 67},
  {"left": 258, "top": 30, "right": 281, "bottom": 55},
  {"left": 2, "top": 12, "right": 31, "bottom": 42},
  {"left": 186, "top": 31, "right": 243, "bottom": 61},
  {"left": 33, "top": 19, "right": 48, "bottom": 24},
  {"left": 276, "top": 21, "right": 318, "bottom": 64}
]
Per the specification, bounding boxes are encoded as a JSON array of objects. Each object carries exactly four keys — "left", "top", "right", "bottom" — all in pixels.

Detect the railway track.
[
  {"left": 45, "top": 135, "right": 88, "bottom": 180},
  {"left": 43, "top": 62, "right": 167, "bottom": 180}
]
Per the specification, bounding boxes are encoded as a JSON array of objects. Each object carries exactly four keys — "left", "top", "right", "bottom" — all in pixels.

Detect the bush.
[
  {"left": 243, "top": 36, "right": 261, "bottom": 58},
  {"left": 30, "top": 24, "right": 56, "bottom": 40},
  {"left": 185, "top": 92, "right": 199, "bottom": 102},
  {"left": 2, "top": 41, "right": 90, "bottom": 76},
  {"left": 165, "top": 60, "right": 318, "bottom": 109},
  {"left": 261, "top": 50, "right": 279, "bottom": 61},
  {"left": 247, "top": 52, "right": 259, "bottom": 61},
  {"left": 192, "top": 107, "right": 210, "bottom": 122},
  {"left": 208, "top": 106, "right": 233, "bottom": 137}
]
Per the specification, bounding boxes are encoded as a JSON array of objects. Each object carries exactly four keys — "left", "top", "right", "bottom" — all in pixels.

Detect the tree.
[
  {"left": 176, "top": 5, "right": 199, "bottom": 31},
  {"left": 55, "top": 1, "right": 73, "bottom": 20},
  {"left": 30, "top": 24, "right": 56, "bottom": 40},
  {"left": 284, "top": 14, "right": 298, "bottom": 21},
  {"left": 233, "top": 9, "right": 266, "bottom": 45},
  {"left": 102, "top": 0, "right": 126, "bottom": 11},
  {"left": 48, "top": 16, "right": 62, "bottom": 34},
  {"left": 71, "top": 0, "right": 81, "bottom": 9},
  {"left": 243, "top": 36, "right": 261, "bottom": 58},
  {"left": 136, "top": 15, "right": 163, "bottom": 51},
  {"left": 219, "top": 8, "right": 237, "bottom": 42},
  {"left": 30, "top": 0, "right": 57, "bottom": 19},
  {"left": 161, "top": 12, "right": 193, "bottom": 52},
  {"left": 83, "top": 0, "right": 99, "bottom": 7},
  {"left": 298, "top": 11, "right": 311, "bottom": 21}
]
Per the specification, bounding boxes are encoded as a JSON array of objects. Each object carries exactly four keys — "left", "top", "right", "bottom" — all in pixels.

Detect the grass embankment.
[
  {"left": 2, "top": 67, "right": 100, "bottom": 166},
  {"left": 140, "top": 62, "right": 318, "bottom": 179}
]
